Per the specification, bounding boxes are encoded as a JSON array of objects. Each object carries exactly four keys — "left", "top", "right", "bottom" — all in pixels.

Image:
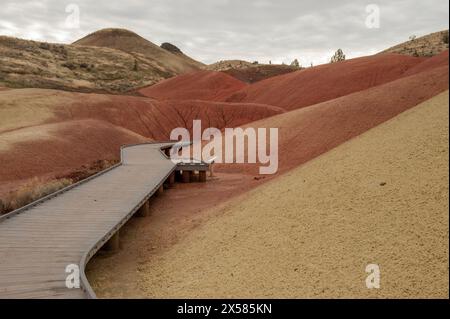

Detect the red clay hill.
[
  {"left": 1, "top": 42, "right": 448, "bottom": 210},
  {"left": 0, "top": 88, "right": 283, "bottom": 199},
  {"left": 216, "top": 64, "right": 449, "bottom": 176},
  {"left": 403, "top": 50, "right": 449, "bottom": 76},
  {"left": 224, "top": 53, "right": 428, "bottom": 110},
  {"left": 138, "top": 70, "right": 247, "bottom": 101},
  {"left": 137, "top": 53, "right": 431, "bottom": 110}
]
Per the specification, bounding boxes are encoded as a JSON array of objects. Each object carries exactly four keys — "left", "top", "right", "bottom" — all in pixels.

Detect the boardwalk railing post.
[
  {"left": 190, "top": 171, "right": 197, "bottom": 183},
  {"left": 199, "top": 170, "right": 207, "bottom": 183},
  {"left": 169, "top": 172, "right": 176, "bottom": 186},
  {"left": 175, "top": 170, "right": 182, "bottom": 182},
  {"left": 182, "top": 170, "right": 191, "bottom": 183},
  {"left": 157, "top": 184, "right": 164, "bottom": 195},
  {"left": 136, "top": 200, "right": 150, "bottom": 217}
]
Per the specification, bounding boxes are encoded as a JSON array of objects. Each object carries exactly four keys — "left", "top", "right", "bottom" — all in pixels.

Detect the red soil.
[
  {"left": 138, "top": 70, "right": 247, "bottom": 101},
  {"left": 0, "top": 119, "right": 147, "bottom": 198},
  {"left": 223, "top": 64, "right": 299, "bottom": 83},
  {"left": 225, "top": 53, "right": 425, "bottom": 110},
  {"left": 216, "top": 65, "right": 449, "bottom": 176},
  {"left": 1, "top": 52, "right": 448, "bottom": 209},
  {"left": 0, "top": 89, "right": 283, "bottom": 197},
  {"left": 0, "top": 89, "right": 283, "bottom": 138},
  {"left": 50, "top": 94, "right": 282, "bottom": 139},
  {"left": 403, "top": 50, "right": 449, "bottom": 76},
  {"left": 85, "top": 56, "right": 449, "bottom": 297}
]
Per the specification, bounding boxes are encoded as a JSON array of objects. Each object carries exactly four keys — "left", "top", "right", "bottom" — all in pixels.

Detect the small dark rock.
[{"left": 161, "top": 42, "right": 183, "bottom": 54}]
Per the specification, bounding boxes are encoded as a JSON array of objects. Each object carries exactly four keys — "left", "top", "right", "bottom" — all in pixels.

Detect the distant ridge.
[
  {"left": 73, "top": 28, "right": 203, "bottom": 74},
  {"left": 381, "top": 30, "right": 449, "bottom": 57}
]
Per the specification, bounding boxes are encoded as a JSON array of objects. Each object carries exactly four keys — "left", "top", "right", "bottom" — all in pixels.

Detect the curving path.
[{"left": 0, "top": 142, "right": 178, "bottom": 298}]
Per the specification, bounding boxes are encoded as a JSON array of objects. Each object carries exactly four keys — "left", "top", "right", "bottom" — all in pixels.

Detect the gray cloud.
[{"left": 0, "top": 0, "right": 448, "bottom": 65}]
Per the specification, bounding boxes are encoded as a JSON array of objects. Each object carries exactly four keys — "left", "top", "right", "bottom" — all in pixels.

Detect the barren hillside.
[
  {"left": 133, "top": 91, "right": 449, "bottom": 298},
  {"left": 0, "top": 29, "right": 204, "bottom": 93},
  {"left": 381, "top": 30, "right": 449, "bottom": 57},
  {"left": 74, "top": 28, "right": 203, "bottom": 74},
  {"left": 160, "top": 42, "right": 205, "bottom": 69},
  {"left": 0, "top": 36, "right": 165, "bottom": 93},
  {"left": 206, "top": 60, "right": 256, "bottom": 71},
  {"left": 207, "top": 60, "right": 299, "bottom": 83},
  {"left": 225, "top": 53, "right": 430, "bottom": 110},
  {"left": 223, "top": 64, "right": 300, "bottom": 83},
  {"left": 0, "top": 87, "right": 283, "bottom": 202},
  {"left": 138, "top": 70, "right": 247, "bottom": 101},
  {"left": 216, "top": 64, "right": 449, "bottom": 175}
]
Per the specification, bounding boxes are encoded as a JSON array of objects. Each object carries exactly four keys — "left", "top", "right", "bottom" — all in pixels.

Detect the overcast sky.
[{"left": 0, "top": 0, "right": 448, "bottom": 65}]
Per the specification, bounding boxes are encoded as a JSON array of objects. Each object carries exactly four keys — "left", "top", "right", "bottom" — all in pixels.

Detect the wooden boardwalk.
[{"left": 0, "top": 142, "right": 177, "bottom": 299}]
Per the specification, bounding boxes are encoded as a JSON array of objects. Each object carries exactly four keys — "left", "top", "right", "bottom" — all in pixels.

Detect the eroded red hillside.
[
  {"left": 225, "top": 53, "right": 426, "bottom": 110},
  {"left": 215, "top": 66, "right": 449, "bottom": 175},
  {"left": 0, "top": 88, "right": 283, "bottom": 197},
  {"left": 138, "top": 71, "right": 247, "bottom": 101}
]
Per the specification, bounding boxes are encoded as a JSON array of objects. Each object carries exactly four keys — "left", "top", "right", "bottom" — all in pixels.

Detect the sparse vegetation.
[
  {"left": 0, "top": 158, "right": 119, "bottom": 216},
  {"left": 331, "top": 49, "right": 346, "bottom": 63},
  {"left": 206, "top": 60, "right": 255, "bottom": 71},
  {"left": 442, "top": 31, "right": 449, "bottom": 45},
  {"left": 382, "top": 30, "right": 449, "bottom": 57},
  {"left": 39, "top": 42, "right": 51, "bottom": 50},
  {"left": 290, "top": 59, "right": 300, "bottom": 68},
  {"left": 61, "top": 159, "right": 119, "bottom": 184},
  {"left": 0, "top": 177, "right": 73, "bottom": 215},
  {"left": 0, "top": 33, "right": 200, "bottom": 93}
]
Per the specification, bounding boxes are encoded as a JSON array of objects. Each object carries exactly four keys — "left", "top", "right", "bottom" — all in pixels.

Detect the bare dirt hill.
[
  {"left": 206, "top": 60, "right": 256, "bottom": 71},
  {"left": 223, "top": 64, "right": 299, "bottom": 83},
  {"left": 138, "top": 70, "right": 247, "bottom": 101},
  {"left": 381, "top": 30, "right": 449, "bottom": 57},
  {"left": 0, "top": 88, "right": 283, "bottom": 139},
  {"left": 216, "top": 65, "right": 449, "bottom": 176},
  {"left": 132, "top": 91, "right": 448, "bottom": 298},
  {"left": 0, "top": 119, "right": 147, "bottom": 192},
  {"left": 206, "top": 60, "right": 299, "bottom": 83},
  {"left": 73, "top": 28, "right": 203, "bottom": 74},
  {"left": 0, "top": 29, "right": 204, "bottom": 93},
  {"left": 0, "top": 36, "right": 167, "bottom": 93},
  {"left": 225, "top": 53, "right": 426, "bottom": 110},
  {"left": 403, "top": 50, "right": 449, "bottom": 76},
  {"left": 0, "top": 87, "right": 283, "bottom": 200},
  {"left": 160, "top": 42, "right": 204, "bottom": 69}
]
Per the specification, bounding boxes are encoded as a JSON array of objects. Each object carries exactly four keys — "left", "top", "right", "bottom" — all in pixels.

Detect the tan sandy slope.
[{"left": 137, "top": 91, "right": 449, "bottom": 298}]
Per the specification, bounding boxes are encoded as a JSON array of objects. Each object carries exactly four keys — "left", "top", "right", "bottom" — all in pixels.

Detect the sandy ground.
[
  {"left": 88, "top": 91, "right": 449, "bottom": 298},
  {"left": 86, "top": 172, "right": 260, "bottom": 298}
]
